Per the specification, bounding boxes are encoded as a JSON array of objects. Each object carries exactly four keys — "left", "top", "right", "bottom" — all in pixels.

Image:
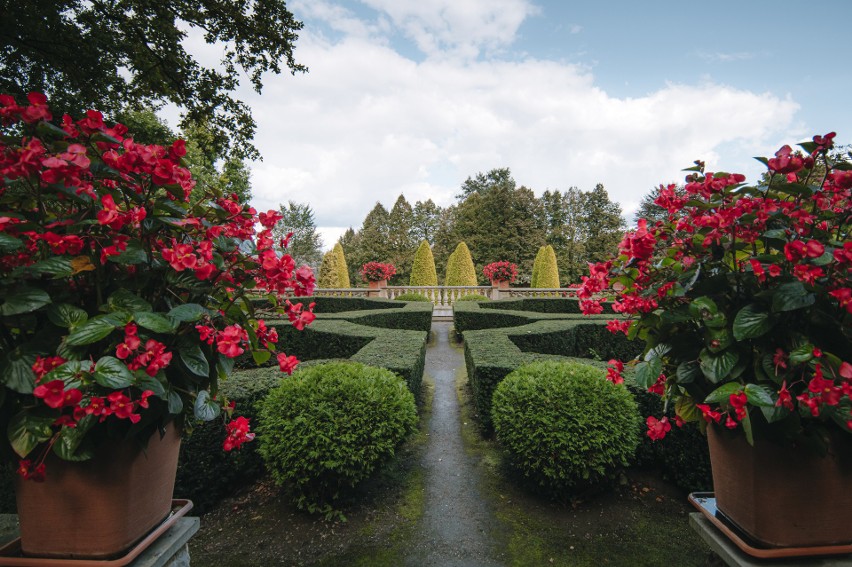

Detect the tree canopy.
[
  {"left": 273, "top": 201, "right": 324, "bottom": 269},
  {"left": 1, "top": 0, "right": 306, "bottom": 159}
]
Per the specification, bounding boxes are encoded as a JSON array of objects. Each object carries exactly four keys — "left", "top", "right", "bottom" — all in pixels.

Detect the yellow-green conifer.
[
  {"left": 534, "top": 245, "right": 560, "bottom": 288},
  {"left": 410, "top": 240, "right": 438, "bottom": 286},
  {"left": 332, "top": 243, "right": 350, "bottom": 288},
  {"left": 445, "top": 242, "right": 477, "bottom": 286}
]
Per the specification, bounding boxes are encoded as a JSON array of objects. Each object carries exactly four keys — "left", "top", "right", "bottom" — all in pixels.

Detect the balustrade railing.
[{"left": 311, "top": 286, "right": 578, "bottom": 306}]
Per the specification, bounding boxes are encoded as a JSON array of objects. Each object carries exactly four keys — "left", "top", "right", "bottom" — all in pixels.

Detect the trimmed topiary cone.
[
  {"left": 445, "top": 242, "right": 477, "bottom": 286},
  {"left": 317, "top": 250, "right": 340, "bottom": 288},
  {"left": 332, "top": 243, "right": 350, "bottom": 288},
  {"left": 530, "top": 246, "right": 545, "bottom": 287},
  {"left": 534, "top": 245, "right": 560, "bottom": 288},
  {"left": 410, "top": 240, "right": 438, "bottom": 286}
]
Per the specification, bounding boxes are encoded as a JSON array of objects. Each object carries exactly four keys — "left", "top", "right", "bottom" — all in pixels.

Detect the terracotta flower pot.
[
  {"left": 491, "top": 279, "right": 510, "bottom": 290},
  {"left": 707, "top": 426, "right": 852, "bottom": 548},
  {"left": 14, "top": 423, "right": 182, "bottom": 559},
  {"left": 368, "top": 279, "right": 387, "bottom": 289}
]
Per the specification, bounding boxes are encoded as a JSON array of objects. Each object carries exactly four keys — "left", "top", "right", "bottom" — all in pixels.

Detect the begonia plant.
[
  {"left": 483, "top": 261, "right": 518, "bottom": 284},
  {"left": 360, "top": 261, "right": 396, "bottom": 282},
  {"left": 0, "top": 93, "right": 316, "bottom": 481},
  {"left": 580, "top": 133, "right": 851, "bottom": 452}
]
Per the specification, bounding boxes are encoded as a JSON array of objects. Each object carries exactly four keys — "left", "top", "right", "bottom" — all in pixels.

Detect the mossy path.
[{"left": 401, "top": 321, "right": 506, "bottom": 566}]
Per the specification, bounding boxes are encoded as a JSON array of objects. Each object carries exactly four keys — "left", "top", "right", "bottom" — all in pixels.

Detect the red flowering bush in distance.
[
  {"left": 360, "top": 261, "right": 396, "bottom": 282},
  {"left": 0, "top": 93, "right": 316, "bottom": 481},
  {"left": 483, "top": 261, "right": 518, "bottom": 283},
  {"left": 581, "top": 133, "right": 851, "bottom": 450}
]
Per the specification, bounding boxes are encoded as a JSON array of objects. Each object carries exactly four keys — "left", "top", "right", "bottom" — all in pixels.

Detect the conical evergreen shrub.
[
  {"left": 534, "top": 245, "right": 560, "bottom": 288},
  {"left": 530, "top": 246, "right": 545, "bottom": 287},
  {"left": 318, "top": 250, "right": 340, "bottom": 288},
  {"left": 410, "top": 240, "right": 438, "bottom": 286},
  {"left": 445, "top": 242, "right": 477, "bottom": 286},
  {"left": 332, "top": 243, "right": 351, "bottom": 288}
]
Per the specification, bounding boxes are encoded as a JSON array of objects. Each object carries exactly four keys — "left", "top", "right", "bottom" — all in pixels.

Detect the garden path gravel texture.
[{"left": 403, "top": 321, "right": 507, "bottom": 567}]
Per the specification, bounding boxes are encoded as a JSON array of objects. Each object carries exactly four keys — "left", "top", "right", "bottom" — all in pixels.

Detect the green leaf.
[
  {"left": 52, "top": 416, "right": 95, "bottom": 461},
  {"left": 252, "top": 350, "right": 271, "bottom": 365},
  {"left": 8, "top": 412, "right": 55, "bottom": 458},
  {"left": 179, "top": 345, "right": 210, "bottom": 378},
  {"left": 704, "top": 382, "right": 743, "bottom": 404},
  {"left": 741, "top": 413, "right": 754, "bottom": 445},
  {"left": 167, "top": 390, "right": 183, "bottom": 414},
  {"left": 43, "top": 361, "right": 89, "bottom": 387},
  {"left": 107, "top": 240, "right": 147, "bottom": 265},
  {"left": 194, "top": 390, "right": 220, "bottom": 421},
  {"left": 25, "top": 257, "right": 74, "bottom": 278},
  {"left": 689, "top": 296, "right": 718, "bottom": 318},
  {"left": 66, "top": 316, "right": 118, "bottom": 346},
  {"left": 733, "top": 304, "right": 773, "bottom": 340},
  {"left": 47, "top": 303, "right": 89, "bottom": 329},
  {"left": 699, "top": 348, "right": 740, "bottom": 383},
  {"left": 676, "top": 360, "right": 702, "bottom": 384},
  {"left": 772, "top": 281, "right": 815, "bottom": 312},
  {"left": 744, "top": 384, "right": 775, "bottom": 407},
  {"left": 108, "top": 289, "right": 152, "bottom": 313},
  {"left": 760, "top": 405, "right": 788, "bottom": 423},
  {"left": 789, "top": 343, "right": 814, "bottom": 364},
  {"left": 0, "top": 287, "right": 51, "bottom": 316},
  {"left": 93, "top": 356, "right": 135, "bottom": 388},
  {"left": 0, "top": 352, "right": 37, "bottom": 393},
  {"left": 634, "top": 356, "right": 663, "bottom": 389},
  {"left": 136, "top": 375, "right": 166, "bottom": 398},
  {"left": 761, "top": 229, "right": 788, "bottom": 242},
  {"left": 0, "top": 233, "right": 23, "bottom": 253},
  {"left": 133, "top": 311, "right": 177, "bottom": 334},
  {"left": 168, "top": 303, "right": 208, "bottom": 322},
  {"left": 774, "top": 183, "right": 815, "bottom": 198},
  {"left": 706, "top": 328, "right": 733, "bottom": 352},
  {"left": 217, "top": 356, "right": 235, "bottom": 380}
]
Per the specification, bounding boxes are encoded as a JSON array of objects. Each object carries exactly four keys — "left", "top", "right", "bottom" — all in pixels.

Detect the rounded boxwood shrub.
[
  {"left": 492, "top": 361, "right": 640, "bottom": 495},
  {"left": 257, "top": 362, "right": 418, "bottom": 517},
  {"left": 394, "top": 292, "right": 431, "bottom": 301}
]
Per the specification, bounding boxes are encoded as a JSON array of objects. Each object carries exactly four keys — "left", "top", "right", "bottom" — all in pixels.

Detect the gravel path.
[{"left": 403, "top": 322, "right": 505, "bottom": 567}]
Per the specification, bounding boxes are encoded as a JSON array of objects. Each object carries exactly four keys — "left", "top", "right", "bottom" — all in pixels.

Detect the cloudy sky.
[{"left": 183, "top": 0, "right": 852, "bottom": 249}]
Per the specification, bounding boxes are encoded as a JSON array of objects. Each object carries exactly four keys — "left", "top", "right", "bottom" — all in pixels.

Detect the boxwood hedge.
[
  {"left": 453, "top": 298, "right": 618, "bottom": 333},
  {"left": 463, "top": 320, "right": 642, "bottom": 430}
]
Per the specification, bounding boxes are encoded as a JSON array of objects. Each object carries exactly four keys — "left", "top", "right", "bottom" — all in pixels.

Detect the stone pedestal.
[
  {"left": 0, "top": 515, "right": 199, "bottom": 567},
  {"left": 690, "top": 513, "right": 852, "bottom": 567}
]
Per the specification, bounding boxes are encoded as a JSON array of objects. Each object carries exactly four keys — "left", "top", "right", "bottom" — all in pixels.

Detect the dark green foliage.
[
  {"left": 394, "top": 293, "right": 432, "bottom": 302},
  {"left": 453, "top": 298, "right": 618, "bottom": 334},
  {"left": 509, "top": 322, "right": 641, "bottom": 361},
  {"left": 492, "top": 361, "right": 641, "bottom": 494},
  {"left": 455, "top": 294, "right": 490, "bottom": 302},
  {"left": 480, "top": 297, "right": 617, "bottom": 314},
  {"left": 257, "top": 362, "right": 418, "bottom": 518},
  {"left": 174, "top": 369, "right": 283, "bottom": 513},
  {"left": 628, "top": 385, "right": 712, "bottom": 493}
]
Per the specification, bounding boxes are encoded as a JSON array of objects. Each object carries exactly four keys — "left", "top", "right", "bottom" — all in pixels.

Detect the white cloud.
[
  {"left": 359, "top": 0, "right": 539, "bottom": 58},
  {"left": 173, "top": 3, "right": 802, "bottom": 242},
  {"left": 241, "top": 26, "right": 799, "bottom": 235}
]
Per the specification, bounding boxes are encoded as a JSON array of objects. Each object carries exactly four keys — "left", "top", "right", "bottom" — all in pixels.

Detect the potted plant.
[
  {"left": 483, "top": 261, "right": 517, "bottom": 289},
  {"left": 360, "top": 261, "right": 396, "bottom": 288},
  {"left": 0, "top": 93, "right": 316, "bottom": 558},
  {"left": 580, "top": 133, "right": 852, "bottom": 549}
]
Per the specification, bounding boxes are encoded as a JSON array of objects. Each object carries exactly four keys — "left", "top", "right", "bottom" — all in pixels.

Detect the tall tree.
[
  {"left": 347, "top": 203, "right": 392, "bottom": 285},
  {"left": 411, "top": 199, "right": 442, "bottom": 243},
  {"left": 457, "top": 167, "right": 515, "bottom": 199},
  {"left": 387, "top": 195, "right": 416, "bottom": 284},
  {"left": 273, "top": 201, "right": 324, "bottom": 269},
  {"left": 633, "top": 184, "right": 686, "bottom": 225},
  {"left": 1, "top": 0, "right": 306, "bottom": 159},
  {"left": 580, "top": 183, "right": 625, "bottom": 264}
]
